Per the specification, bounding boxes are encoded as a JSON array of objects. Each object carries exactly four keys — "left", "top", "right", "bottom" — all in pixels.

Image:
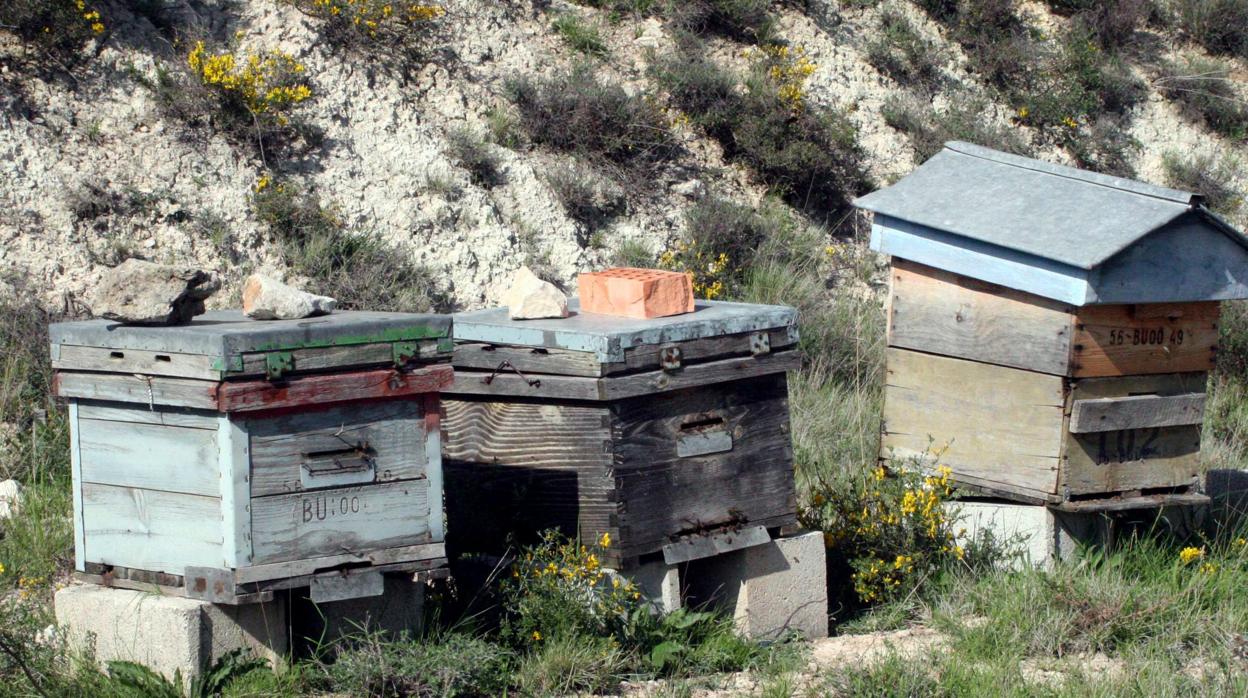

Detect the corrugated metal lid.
[{"left": 853, "top": 141, "right": 1202, "bottom": 270}]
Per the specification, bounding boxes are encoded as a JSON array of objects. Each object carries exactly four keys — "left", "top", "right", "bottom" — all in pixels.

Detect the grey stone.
[
  {"left": 687, "top": 532, "right": 828, "bottom": 640},
  {"left": 241, "top": 273, "right": 336, "bottom": 321},
  {"left": 90, "top": 259, "right": 220, "bottom": 325},
  {"left": 670, "top": 179, "right": 706, "bottom": 199},
  {"left": 54, "top": 583, "right": 287, "bottom": 682},
  {"left": 502, "top": 266, "right": 568, "bottom": 320},
  {"left": 0, "top": 479, "right": 21, "bottom": 520}
]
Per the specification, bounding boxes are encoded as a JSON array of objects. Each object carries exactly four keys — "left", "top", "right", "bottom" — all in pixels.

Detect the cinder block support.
[
  {"left": 292, "top": 574, "right": 425, "bottom": 644},
  {"left": 613, "top": 559, "right": 681, "bottom": 614},
  {"left": 686, "top": 532, "right": 828, "bottom": 640},
  {"left": 54, "top": 583, "right": 287, "bottom": 681}
]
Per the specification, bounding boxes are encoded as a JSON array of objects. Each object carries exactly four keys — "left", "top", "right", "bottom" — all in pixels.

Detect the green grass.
[
  {"left": 552, "top": 12, "right": 608, "bottom": 56},
  {"left": 1157, "top": 56, "right": 1248, "bottom": 143},
  {"left": 866, "top": 8, "right": 946, "bottom": 91},
  {"left": 882, "top": 92, "right": 1034, "bottom": 163}
]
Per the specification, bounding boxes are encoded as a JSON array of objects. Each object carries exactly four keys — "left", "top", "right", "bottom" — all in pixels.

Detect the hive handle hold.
[{"left": 481, "top": 360, "right": 541, "bottom": 388}]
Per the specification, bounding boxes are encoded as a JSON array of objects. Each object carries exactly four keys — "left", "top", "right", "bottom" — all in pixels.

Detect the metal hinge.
[
  {"left": 265, "top": 351, "right": 294, "bottom": 380},
  {"left": 660, "top": 346, "right": 682, "bottom": 371},
  {"left": 393, "top": 341, "right": 421, "bottom": 368}
]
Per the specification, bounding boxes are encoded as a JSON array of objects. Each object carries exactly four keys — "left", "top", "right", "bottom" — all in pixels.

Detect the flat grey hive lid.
[
  {"left": 49, "top": 310, "right": 452, "bottom": 359},
  {"left": 854, "top": 141, "right": 1208, "bottom": 270},
  {"left": 453, "top": 299, "right": 797, "bottom": 363}
]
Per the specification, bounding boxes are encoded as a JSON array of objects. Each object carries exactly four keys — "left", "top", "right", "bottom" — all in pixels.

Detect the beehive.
[
  {"left": 855, "top": 142, "right": 1248, "bottom": 507},
  {"left": 443, "top": 299, "right": 800, "bottom": 567},
  {"left": 49, "top": 310, "right": 453, "bottom": 604}
]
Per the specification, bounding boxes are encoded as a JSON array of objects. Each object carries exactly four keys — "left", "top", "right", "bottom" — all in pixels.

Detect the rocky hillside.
[{"left": 1, "top": 0, "right": 1245, "bottom": 313}]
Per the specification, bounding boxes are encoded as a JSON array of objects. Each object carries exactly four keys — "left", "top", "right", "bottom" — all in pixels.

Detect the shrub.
[
  {"left": 1045, "top": 0, "right": 1149, "bottom": 49},
  {"left": 445, "top": 127, "right": 504, "bottom": 188},
  {"left": 326, "top": 631, "right": 513, "bottom": 697},
  {"left": 0, "top": 0, "right": 104, "bottom": 57},
  {"left": 881, "top": 93, "right": 1033, "bottom": 162},
  {"left": 500, "top": 530, "right": 642, "bottom": 645},
  {"left": 283, "top": 0, "right": 445, "bottom": 58},
  {"left": 506, "top": 66, "right": 678, "bottom": 179},
  {"left": 666, "top": 0, "right": 777, "bottom": 44},
  {"left": 0, "top": 282, "right": 70, "bottom": 486},
  {"left": 512, "top": 635, "right": 624, "bottom": 696},
  {"left": 0, "top": 593, "right": 108, "bottom": 696},
  {"left": 253, "top": 178, "right": 450, "bottom": 312},
  {"left": 1012, "top": 31, "right": 1146, "bottom": 134},
  {"left": 611, "top": 238, "right": 654, "bottom": 267},
  {"left": 1161, "top": 150, "right": 1244, "bottom": 218},
  {"left": 551, "top": 12, "right": 608, "bottom": 56},
  {"left": 652, "top": 44, "right": 871, "bottom": 222},
  {"left": 659, "top": 196, "right": 781, "bottom": 300},
  {"left": 1171, "top": 0, "right": 1248, "bottom": 59},
  {"left": 1157, "top": 57, "right": 1248, "bottom": 142},
  {"left": 544, "top": 161, "right": 625, "bottom": 239},
  {"left": 1063, "top": 115, "right": 1141, "bottom": 177},
  {"left": 865, "top": 9, "right": 945, "bottom": 91}
]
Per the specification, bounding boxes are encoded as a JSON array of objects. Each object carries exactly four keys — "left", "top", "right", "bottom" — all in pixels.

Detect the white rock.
[
  {"left": 0, "top": 479, "right": 22, "bottom": 520},
  {"left": 670, "top": 179, "right": 706, "bottom": 199},
  {"left": 90, "top": 259, "right": 220, "bottom": 325},
  {"left": 502, "top": 266, "right": 568, "bottom": 320},
  {"left": 242, "top": 274, "right": 337, "bottom": 321}
]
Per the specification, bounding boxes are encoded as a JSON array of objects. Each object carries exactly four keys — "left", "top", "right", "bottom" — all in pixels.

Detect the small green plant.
[
  {"left": 552, "top": 12, "right": 608, "bottom": 56},
  {"left": 0, "top": 0, "right": 104, "bottom": 57},
  {"left": 506, "top": 65, "right": 678, "bottom": 179},
  {"left": 1162, "top": 151, "right": 1244, "bottom": 219},
  {"left": 865, "top": 8, "right": 945, "bottom": 91},
  {"left": 1157, "top": 56, "right": 1248, "bottom": 142},
  {"left": 445, "top": 127, "right": 504, "bottom": 188},
  {"left": 612, "top": 238, "right": 654, "bottom": 267},
  {"left": 501, "top": 530, "right": 642, "bottom": 645},
  {"left": 667, "top": 0, "right": 777, "bottom": 44},
  {"left": 325, "top": 630, "right": 513, "bottom": 697},
  {"left": 253, "top": 177, "right": 450, "bottom": 312},
  {"left": 284, "top": 0, "right": 445, "bottom": 57},
  {"left": 881, "top": 93, "right": 1033, "bottom": 163},
  {"left": 106, "top": 648, "right": 269, "bottom": 698}
]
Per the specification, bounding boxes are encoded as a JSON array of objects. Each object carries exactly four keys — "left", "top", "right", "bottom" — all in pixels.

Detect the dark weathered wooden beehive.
[
  {"left": 443, "top": 300, "right": 800, "bottom": 567},
  {"left": 855, "top": 142, "right": 1248, "bottom": 508},
  {"left": 50, "top": 310, "right": 453, "bottom": 604}
]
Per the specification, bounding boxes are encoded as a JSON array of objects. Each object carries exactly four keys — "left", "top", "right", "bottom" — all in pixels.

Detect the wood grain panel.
[
  {"left": 77, "top": 402, "right": 219, "bottom": 430},
  {"left": 235, "top": 339, "right": 444, "bottom": 377},
  {"left": 1069, "top": 393, "right": 1205, "bottom": 433},
  {"left": 443, "top": 400, "right": 613, "bottom": 467},
  {"left": 882, "top": 347, "right": 1065, "bottom": 497},
  {"left": 249, "top": 481, "right": 430, "bottom": 564},
  {"left": 1072, "top": 302, "right": 1218, "bottom": 377},
  {"left": 54, "top": 344, "right": 223, "bottom": 380},
  {"left": 217, "top": 365, "right": 452, "bottom": 413},
  {"left": 54, "top": 371, "right": 219, "bottom": 410},
  {"left": 81, "top": 483, "right": 224, "bottom": 574},
  {"left": 246, "top": 401, "right": 427, "bottom": 497},
  {"left": 77, "top": 418, "right": 220, "bottom": 496},
  {"left": 887, "top": 259, "right": 1076, "bottom": 375}
]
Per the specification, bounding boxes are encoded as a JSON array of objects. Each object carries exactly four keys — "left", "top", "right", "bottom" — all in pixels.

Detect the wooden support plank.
[
  {"left": 217, "top": 364, "right": 452, "bottom": 413},
  {"left": 234, "top": 541, "right": 445, "bottom": 584},
  {"left": 887, "top": 259, "right": 1076, "bottom": 375},
  {"left": 77, "top": 418, "right": 220, "bottom": 496},
  {"left": 1072, "top": 302, "right": 1219, "bottom": 377},
  {"left": 881, "top": 347, "right": 1065, "bottom": 496},
  {"left": 69, "top": 403, "right": 86, "bottom": 573},
  {"left": 77, "top": 402, "right": 218, "bottom": 430},
  {"left": 81, "top": 483, "right": 224, "bottom": 574},
  {"left": 53, "top": 345, "right": 224, "bottom": 381},
  {"left": 1050, "top": 492, "right": 1208, "bottom": 513},
  {"left": 54, "top": 372, "right": 219, "bottom": 410},
  {"left": 453, "top": 343, "right": 605, "bottom": 378},
  {"left": 246, "top": 401, "right": 428, "bottom": 497},
  {"left": 249, "top": 481, "right": 431, "bottom": 565},
  {"left": 1069, "top": 393, "right": 1206, "bottom": 433}
]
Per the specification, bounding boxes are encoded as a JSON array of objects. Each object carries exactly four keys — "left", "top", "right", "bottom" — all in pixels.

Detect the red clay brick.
[{"left": 577, "top": 268, "right": 695, "bottom": 319}]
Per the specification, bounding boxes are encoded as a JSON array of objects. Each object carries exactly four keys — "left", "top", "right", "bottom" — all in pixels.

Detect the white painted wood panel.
[
  {"left": 78, "top": 402, "right": 219, "bottom": 430},
  {"left": 77, "top": 418, "right": 220, "bottom": 496},
  {"left": 81, "top": 483, "right": 224, "bottom": 574}
]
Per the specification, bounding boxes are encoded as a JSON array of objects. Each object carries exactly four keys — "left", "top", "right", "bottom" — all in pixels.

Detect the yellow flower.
[
  {"left": 1179, "top": 546, "right": 1204, "bottom": 565},
  {"left": 1017, "top": 106, "right": 1030, "bottom": 119},
  {"left": 531, "top": 630, "right": 542, "bottom": 641},
  {"left": 0, "top": 562, "right": 5, "bottom": 575},
  {"left": 1200, "top": 562, "right": 1218, "bottom": 574},
  {"left": 599, "top": 531, "right": 611, "bottom": 548}
]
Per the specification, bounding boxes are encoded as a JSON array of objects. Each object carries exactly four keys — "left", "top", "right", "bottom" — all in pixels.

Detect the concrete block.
[
  {"left": 1205, "top": 469, "right": 1248, "bottom": 526},
  {"left": 292, "top": 574, "right": 425, "bottom": 645},
  {"left": 615, "top": 559, "right": 681, "bottom": 614},
  {"left": 54, "top": 583, "right": 286, "bottom": 681},
  {"left": 686, "top": 532, "right": 828, "bottom": 640}
]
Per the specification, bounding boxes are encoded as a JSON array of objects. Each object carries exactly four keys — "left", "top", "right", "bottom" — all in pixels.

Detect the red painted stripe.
[{"left": 217, "top": 364, "right": 453, "bottom": 413}]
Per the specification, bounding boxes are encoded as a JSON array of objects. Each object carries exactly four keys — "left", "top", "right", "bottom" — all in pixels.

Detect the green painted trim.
[{"left": 250, "top": 325, "right": 449, "bottom": 353}]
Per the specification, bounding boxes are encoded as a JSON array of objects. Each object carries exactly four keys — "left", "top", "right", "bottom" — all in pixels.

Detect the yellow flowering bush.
[
  {"left": 286, "top": 0, "right": 445, "bottom": 52},
  {"left": 745, "top": 44, "right": 816, "bottom": 113},
  {"left": 501, "top": 530, "right": 642, "bottom": 645},
  {"left": 0, "top": 0, "right": 104, "bottom": 54},
  {"left": 658, "top": 196, "right": 780, "bottom": 301},
  {"left": 659, "top": 243, "right": 730, "bottom": 300},
  {"left": 804, "top": 461, "right": 973, "bottom": 605}
]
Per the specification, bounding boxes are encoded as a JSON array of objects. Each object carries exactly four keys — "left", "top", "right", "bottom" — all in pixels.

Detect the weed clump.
[
  {"left": 865, "top": 8, "right": 945, "bottom": 91},
  {"left": 667, "top": 0, "right": 777, "bottom": 44},
  {"left": 659, "top": 196, "right": 781, "bottom": 300},
  {"left": 284, "top": 0, "right": 445, "bottom": 59},
  {"left": 882, "top": 93, "right": 1033, "bottom": 162},
  {"left": 544, "top": 161, "right": 625, "bottom": 239},
  {"left": 1171, "top": 0, "right": 1248, "bottom": 59},
  {"left": 1157, "top": 57, "right": 1248, "bottom": 142},
  {"left": 327, "top": 631, "right": 513, "bottom": 697},
  {"left": 1162, "top": 150, "right": 1244, "bottom": 218},
  {"left": 506, "top": 66, "right": 678, "bottom": 179},
  {"left": 0, "top": 0, "right": 104, "bottom": 57},
  {"left": 552, "top": 12, "right": 608, "bottom": 56},
  {"left": 253, "top": 178, "right": 449, "bottom": 312},
  {"left": 445, "top": 127, "right": 504, "bottom": 188}
]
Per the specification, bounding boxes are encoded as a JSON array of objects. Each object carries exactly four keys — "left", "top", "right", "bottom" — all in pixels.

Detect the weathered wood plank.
[
  {"left": 442, "top": 400, "right": 613, "bottom": 468},
  {"left": 235, "top": 339, "right": 444, "bottom": 377},
  {"left": 246, "top": 401, "right": 428, "bottom": 497},
  {"left": 217, "top": 364, "right": 452, "bottom": 413},
  {"left": 77, "top": 418, "right": 220, "bottom": 496},
  {"left": 1069, "top": 393, "right": 1206, "bottom": 434},
  {"left": 54, "top": 371, "right": 219, "bottom": 410},
  {"left": 1062, "top": 425, "right": 1202, "bottom": 495},
  {"left": 423, "top": 393, "right": 446, "bottom": 543},
  {"left": 452, "top": 343, "right": 605, "bottom": 378},
  {"left": 77, "top": 402, "right": 219, "bottom": 429},
  {"left": 69, "top": 403, "right": 86, "bottom": 572},
  {"left": 81, "top": 483, "right": 224, "bottom": 574},
  {"left": 232, "top": 541, "right": 445, "bottom": 584},
  {"left": 219, "top": 416, "right": 252, "bottom": 568},
  {"left": 881, "top": 347, "right": 1065, "bottom": 495},
  {"left": 615, "top": 328, "right": 797, "bottom": 374},
  {"left": 249, "top": 481, "right": 431, "bottom": 565},
  {"left": 53, "top": 344, "right": 224, "bottom": 381},
  {"left": 1072, "top": 302, "right": 1219, "bottom": 377},
  {"left": 887, "top": 259, "right": 1076, "bottom": 375}
]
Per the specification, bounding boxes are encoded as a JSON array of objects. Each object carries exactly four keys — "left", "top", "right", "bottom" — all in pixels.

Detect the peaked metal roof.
[{"left": 853, "top": 141, "right": 1208, "bottom": 270}]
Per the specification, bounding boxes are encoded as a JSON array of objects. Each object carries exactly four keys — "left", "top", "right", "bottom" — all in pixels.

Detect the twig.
[{"left": 0, "top": 634, "right": 51, "bottom": 698}]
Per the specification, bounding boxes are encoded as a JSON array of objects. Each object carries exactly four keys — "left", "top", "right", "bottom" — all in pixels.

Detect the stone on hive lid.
[
  {"left": 242, "top": 274, "right": 337, "bottom": 320},
  {"left": 577, "top": 267, "right": 694, "bottom": 319},
  {"left": 502, "top": 266, "right": 569, "bottom": 320},
  {"left": 90, "top": 259, "right": 220, "bottom": 325}
]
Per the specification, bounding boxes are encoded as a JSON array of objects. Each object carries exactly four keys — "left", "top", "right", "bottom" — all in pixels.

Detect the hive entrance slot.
[
  {"left": 681, "top": 415, "right": 726, "bottom": 433},
  {"left": 303, "top": 445, "right": 376, "bottom": 474}
]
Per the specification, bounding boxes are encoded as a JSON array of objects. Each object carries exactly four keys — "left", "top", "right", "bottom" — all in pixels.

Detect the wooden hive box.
[
  {"left": 855, "top": 142, "right": 1248, "bottom": 508},
  {"left": 444, "top": 299, "right": 801, "bottom": 567},
  {"left": 49, "top": 310, "right": 454, "bottom": 604}
]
